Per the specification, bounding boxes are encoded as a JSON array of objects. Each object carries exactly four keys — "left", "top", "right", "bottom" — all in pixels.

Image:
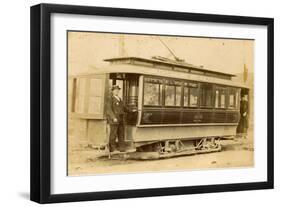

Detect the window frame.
[
  {"left": 214, "top": 85, "right": 229, "bottom": 110},
  {"left": 199, "top": 83, "right": 214, "bottom": 109},
  {"left": 182, "top": 82, "right": 199, "bottom": 108},
  {"left": 143, "top": 76, "right": 164, "bottom": 107},
  {"left": 142, "top": 76, "right": 241, "bottom": 111},
  {"left": 163, "top": 79, "right": 182, "bottom": 108},
  {"left": 227, "top": 87, "right": 240, "bottom": 110}
]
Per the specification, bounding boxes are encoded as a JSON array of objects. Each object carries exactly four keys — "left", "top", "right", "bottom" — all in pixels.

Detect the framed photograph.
[{"left": 30, "top": 3, "right": 274, "bottom": 203}]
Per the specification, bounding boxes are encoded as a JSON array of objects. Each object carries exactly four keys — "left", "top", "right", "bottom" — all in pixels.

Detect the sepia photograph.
[
  {"left": 67, "top": 31, "right": 254, "bottom": 176},
  {"left": 30, "top": 3, "right": 274, "bottom": 203}
]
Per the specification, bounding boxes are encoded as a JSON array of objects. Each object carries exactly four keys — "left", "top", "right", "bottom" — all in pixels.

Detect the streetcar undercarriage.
[{"left": 98, "top": 136, "right": 224, "bottom": 160}]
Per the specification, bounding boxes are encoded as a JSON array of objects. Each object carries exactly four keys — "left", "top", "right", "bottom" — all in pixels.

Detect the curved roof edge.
[{"left": 104, "top": 56, "right": 236, "bottom": 78}]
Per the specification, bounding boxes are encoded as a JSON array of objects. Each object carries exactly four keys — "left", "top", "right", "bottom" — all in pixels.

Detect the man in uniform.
[
  {"left": 106, "top": 85, "right": 136, "bottom": 152},
  {"left": 237, "top": 95, "right": 249, "bottom": 134}
]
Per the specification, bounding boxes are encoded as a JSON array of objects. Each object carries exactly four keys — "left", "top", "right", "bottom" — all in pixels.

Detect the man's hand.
[
  {"left": 131, "top": 109, "right": 137, "bottom": 112},
  {"left": 113, "top": 118, "right": 118, "bottom": 122},
  {"left": 243, "top": 112, "right": 247, "bottom": 117}
]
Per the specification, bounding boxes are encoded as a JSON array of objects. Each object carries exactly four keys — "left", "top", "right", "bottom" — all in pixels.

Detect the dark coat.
[
  {"left": 237, "top": 100, "right": 249, "bottom": 133},
  {"left": 240, "top": 100, "right": 248, "bottom": 128},
  {"left": 106, "top": 95, "right": 130, "bottom": 124}
]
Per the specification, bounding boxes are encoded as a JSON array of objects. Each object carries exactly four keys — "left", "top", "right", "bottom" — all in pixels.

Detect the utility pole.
[{"left": 119, "top": 34, "right": 126, "bottom": 57}]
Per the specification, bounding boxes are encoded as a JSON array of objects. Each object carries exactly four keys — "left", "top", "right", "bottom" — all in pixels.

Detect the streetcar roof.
[
  {"left": 104, "top": 56, "right": 236, "bottom": 78},
  {"left": 86, "top": 63, "right": 249, "bottom": 88}
]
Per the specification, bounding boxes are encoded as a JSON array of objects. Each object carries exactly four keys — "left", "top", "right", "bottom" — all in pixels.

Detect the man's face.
[{"left": 112, "top": 89, "right": 120, "bottom": 96}]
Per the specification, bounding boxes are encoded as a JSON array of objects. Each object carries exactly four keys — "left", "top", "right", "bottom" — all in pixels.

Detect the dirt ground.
[{"left": 68, "top": 138, "right": 254, "bottom": 176}]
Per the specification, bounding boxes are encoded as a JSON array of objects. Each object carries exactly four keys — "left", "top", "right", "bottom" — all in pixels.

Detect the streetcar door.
[{"left": 109, "top": 73, "right": 139, "bottom": 145}]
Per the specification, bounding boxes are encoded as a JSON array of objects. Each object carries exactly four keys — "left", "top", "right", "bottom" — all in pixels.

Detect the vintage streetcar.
[{"left": 68, "top": 56, "right": 249, "bottom": 159}]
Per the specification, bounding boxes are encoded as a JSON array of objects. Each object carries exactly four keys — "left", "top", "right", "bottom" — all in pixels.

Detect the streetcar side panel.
[
  {"left": 131, "top": 74, "right": 242, "bottom": 144},
  {"left": 126, "top": 125, "right": 237, "bottom": 144}
]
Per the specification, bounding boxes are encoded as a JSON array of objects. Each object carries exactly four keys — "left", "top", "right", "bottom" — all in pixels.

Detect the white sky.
[{"left": 68, "top": 31, "right": 254, "bottom": 77}]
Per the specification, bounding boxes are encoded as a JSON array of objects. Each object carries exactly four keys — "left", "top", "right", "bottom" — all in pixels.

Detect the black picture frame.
[{"left": 30, "top": 3, "right": 274, "bottom": 204}]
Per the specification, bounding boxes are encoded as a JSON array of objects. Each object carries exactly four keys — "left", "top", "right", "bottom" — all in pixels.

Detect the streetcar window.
[
  {"left": 228, "top": 88, "right": 240, "bottom": 109},
  {"left": 164, "top": 85, "right": 181, "bottom": 106},
  {"left": 229, "top": 94, "right": 235, "bottom": 108},
  {"left": 176, "top": 86, "right": 181, "bottom": 106},
  {"left": 236, "top": 91, "right": 239, "bottom": 108},
  {"left": 190, "top": 88, "right": 199, "bottom": 107},
  {"left": 164, "top": 80, "right": 182, "bottom": 107},
  {"left": 183, "top": 84, "right": 199, "bottom": 107},
  {"left": 215, "top": 90, "right": 219, "bottom": 108},
  {"left": 200, "top": 84, "right": 213, "bottom": 108},
  {"left": 221, "top": 94, "right": 226, "bottom": 108},
  {"left": 215, "top": 87, "right": 227, "bottom": 109},
  {"left": 143, "top": 78, "right": 163, "bottom": 106},
  {"left": 183, "top": 87, "right": 189, "bottom": 107},
  {"left": 165, "top": 85, "right": 175, "bottom": 106}
]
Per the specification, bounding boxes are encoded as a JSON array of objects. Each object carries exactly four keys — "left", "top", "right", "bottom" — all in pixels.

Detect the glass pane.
[
  {"left": 201, "top": 86, "right": 212, "bottom": 107},
  {"left": 236, "top": 91, "right": 239, "bottom": 108},
  {"left": 159, "top": 84, "right": 163, "bottom": 105},
  {"left": 144, "top": 82, "right": 160, "bottom": 106},
  {"left": 183, "top": 87, "right": 189, "bottom": 106},
  {"left": 190, "top": 88, "right": 198, "bottom": 107},
  {"left": 220, "top": 94, "right": 225, "bottom": 108},
  {"left": 229, "top": 94, "right": 235, "bottom": 108},
  {"left": 215, "top": 90, "right": 219, "bottom": 108},
  {"left": 175, "top": 86, "right": 181, "bottom": 106},
  {"left": 165, "top": 85, "right": 175, "bottom": 106},
  {"left": 206, "top": 92, "right": 212, "bottom": 107}
]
